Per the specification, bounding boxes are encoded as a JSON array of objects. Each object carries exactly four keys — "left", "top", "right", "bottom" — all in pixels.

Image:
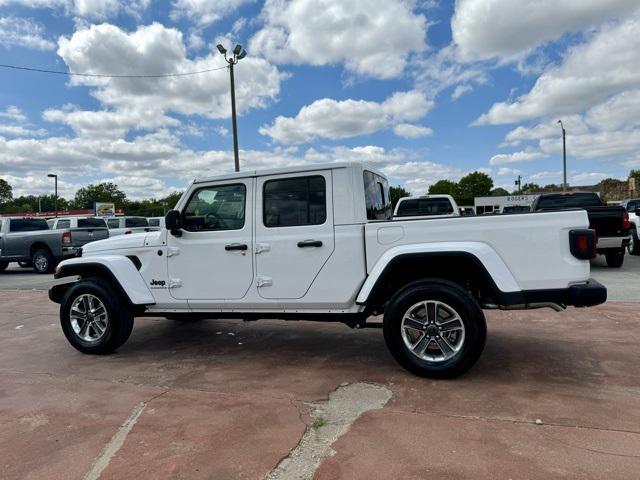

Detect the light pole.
[
  {"left": 47, "top": 173, "right": 58, "bottom": 217},
  {"left": 217, "top": 43, "right": 247, "bottom": 172},
  {"left": 558, "top": 120, "right": 567, "bottom": 191},
  {"left": 514, "top": 175, "right": 522, "bottom": 194}
]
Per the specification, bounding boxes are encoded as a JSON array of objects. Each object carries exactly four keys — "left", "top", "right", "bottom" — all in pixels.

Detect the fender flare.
[
  {"left": 356, "top": 242, "right": 520, "bottom": 304},
  {"left": 51, "top": 255, "right": 155, "bottom": 305}
]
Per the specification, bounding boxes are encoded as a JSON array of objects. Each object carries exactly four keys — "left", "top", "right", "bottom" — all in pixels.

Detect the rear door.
[{"left": 255, "top": 171, "right": 335, "bottom": 299}]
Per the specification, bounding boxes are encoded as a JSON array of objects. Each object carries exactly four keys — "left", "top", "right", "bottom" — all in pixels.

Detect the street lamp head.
[
  {"left": 233, "top": 44, "right": 242, "bottom": 55},
  {"left": 216, "top": 44, "right": 227, "bottom": 55},
  {"left": 47, "top": 173, "right": 56, "bottom": 178},
  {"left": 237, "top": 49, "right": 247, "bottom": 60}
]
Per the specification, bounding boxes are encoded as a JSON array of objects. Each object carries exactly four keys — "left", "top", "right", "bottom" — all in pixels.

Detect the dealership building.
[{"left": 474, "top": 194, "right": 539, "bottom": 215}]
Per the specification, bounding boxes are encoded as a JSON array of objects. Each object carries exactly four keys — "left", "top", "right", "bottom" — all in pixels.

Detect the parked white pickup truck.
[
  {"left": 620, "top": 199, "right": 640, "bottom": 255},
  {"left": 49, "top": 163, "right": 606, "bottom": 378},
  {"left": 394, "top": 195, "right": 459, "bottom": 218}
]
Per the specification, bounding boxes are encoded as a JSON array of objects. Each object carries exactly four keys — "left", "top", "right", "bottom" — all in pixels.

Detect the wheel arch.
[
  {"left": 49, "top": 256, "right": 154, "bottom": 307},
  {"left": 357, "top": 243, "right": 521, "bottom": 310},
  {"left": 30, "top": 242, "right": 53, "bottom": 256}
]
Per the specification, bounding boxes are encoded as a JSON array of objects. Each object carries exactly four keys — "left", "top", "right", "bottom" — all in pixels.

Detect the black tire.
[
  {"left": 18, "top": 261, "right": 32, "bottom": 268},
  {"left": 0, "top": 262, "right": 8, "bottom": 272},
  {"left": 628, "top": 228, "right": 640, "bottom": 256},
  {"left": 60, "top": 278, "right": 134, "bottom": 354},
  {"left": 605, "top": 249, "right": 624, "bottom": 268},
  {"left": 32, "top": 248, "right": 54, "bottom": 274},
  {"left": 383, "top": 280, "right": 486, "bottom": 379}
]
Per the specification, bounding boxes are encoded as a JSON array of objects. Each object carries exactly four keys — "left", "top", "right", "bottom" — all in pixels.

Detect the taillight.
[
  {"left": 623, "top": 211, "right": 630, "bottom": 231},
  {"left": 61, "top": 231, "right": 72, "bottom": 245},
  {"left": 569, "top": 229, "right": 596, "bottom": 259}
]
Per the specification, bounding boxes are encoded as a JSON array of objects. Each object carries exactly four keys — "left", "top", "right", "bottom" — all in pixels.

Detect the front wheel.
[
  {"left": 605, "top": 249, "right": 625, "bottom": 268},
  {"left": 60, "top": 278, "right": 134, "bottom": 354},
  {"left": 383, "top": 280, "right": 486, "bottom": 379}
]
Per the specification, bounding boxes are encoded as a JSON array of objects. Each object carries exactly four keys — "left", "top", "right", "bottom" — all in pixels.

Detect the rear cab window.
[
  {"left": 396, "top": 198, "right": 454, "bottom": 217},
  {"left": 78, "top": 218, "right": 107, "bottom": 228},
  {"left": 107, "top": 218, "right": 120, "bottom": 229},
  {"left": 125, "top": 218, "right": 149, "bottom": 228},
  {"left": 148, "top": 218, "right": 160, "bottom": 227},
  {"left": 536, "top": 193, "right": 603, "bottom": 209},
  {"left": 9, "top": 219, "right": 50, "bottom": 232},
  {"left": 363, "top": 170, "right": 392, "bottom": 220}
]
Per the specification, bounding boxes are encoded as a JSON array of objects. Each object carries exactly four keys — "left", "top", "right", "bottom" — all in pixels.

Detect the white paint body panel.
[{"left": 57, "top": 163, "right": 592, "bottom": 311}]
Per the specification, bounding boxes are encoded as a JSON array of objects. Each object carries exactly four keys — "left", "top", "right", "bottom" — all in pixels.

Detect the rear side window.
[
  {"left": 183, "top": 184, "right": 246, "bottom": 231},
  {"left": 125, "top": 217, "right": 149, "bottom": 228},
  {"left": 9, "top": 219, "right": 49, "bottom": 232},
  {"left": 363, "top": 171, "right": 392, "bottom": 220},
  {"left": 78, "top": 218, "right": 107, "bottom": 228},
  {"left": 396, "top": 198, "right": 454, "bottom": 217},
  {"left": 536, "top": 193, "right": 603, "bottom": 209},
  {"left": 107, "top": 218, "right": 120, "bottom": 229},
  {"left": 263, "top": 176, "right": 326, "bottom": 228}
]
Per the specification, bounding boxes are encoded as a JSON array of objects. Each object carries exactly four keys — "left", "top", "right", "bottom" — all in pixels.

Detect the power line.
[{"left": 0, "top": 63, "right": 228, "bottom": 78}]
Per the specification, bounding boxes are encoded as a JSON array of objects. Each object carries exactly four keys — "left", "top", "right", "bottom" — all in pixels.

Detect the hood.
[{"left": 83, "top": 232, "right": 147, "bottom": 254}]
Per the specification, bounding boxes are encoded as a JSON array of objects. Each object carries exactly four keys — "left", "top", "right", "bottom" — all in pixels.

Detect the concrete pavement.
[{"left": 1, "top": 290, "right": 639, "bottom": 479}]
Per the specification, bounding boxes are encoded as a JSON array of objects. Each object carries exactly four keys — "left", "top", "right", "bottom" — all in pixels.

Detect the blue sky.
[{"left": 1, "top": 0, "right": 639, "bottom": 199}]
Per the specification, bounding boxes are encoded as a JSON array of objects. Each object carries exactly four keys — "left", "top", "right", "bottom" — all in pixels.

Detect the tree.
[
  {"left": 0, "top": 179, "right": 12, "bottom": 204},
  {"left": 73, "top": 182, "right": 127, "bottom": 209},
  {"left": 161, "top": 191, "right": 184, "bottom": 210},
  {"left": 428, "top": 179, "right": 460, "bottom": 199},
  {"left": 491, "top": 187, "right": 510, "bottom": 196},
  {"left": 520, "top": 182, "right": 540, "bottom": 194},
  {"left": 389, "top": 186, "right": 410, "bottom": 209},
  {"left": 458, "top": 171, "right": 493, "bottom": 205}
]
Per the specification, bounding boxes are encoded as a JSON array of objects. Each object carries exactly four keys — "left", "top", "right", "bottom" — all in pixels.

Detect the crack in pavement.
[{"left": 266, "top": 382, "right": 392, "bottom": 480}]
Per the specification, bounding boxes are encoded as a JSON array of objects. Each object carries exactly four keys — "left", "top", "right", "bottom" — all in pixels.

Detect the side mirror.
[{"left": 165, "top": 210, "right": 182, "bottom": 235}]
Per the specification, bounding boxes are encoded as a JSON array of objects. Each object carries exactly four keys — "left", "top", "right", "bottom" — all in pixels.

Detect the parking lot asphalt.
[{"left": 1, "top": 282, "right": 639, "bottom": 478}]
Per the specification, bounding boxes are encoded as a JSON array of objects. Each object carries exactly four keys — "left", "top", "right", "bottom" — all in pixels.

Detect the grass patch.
[{"left": 312, "top": 417, "right": 327, "bottom": 429}]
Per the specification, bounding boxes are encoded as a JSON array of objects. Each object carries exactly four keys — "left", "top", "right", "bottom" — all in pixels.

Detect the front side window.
[
  {"left": 107, "top": 218, "right": 120, "bottom": 229},
  {"left": 363, "top": 171, "right": 392, "bottom": 220},
  {"left": 183, "top": 184, "right": 246, "bottom": 231},
  {"left": 263, "top": 176, "right": 326, "bottom": 228}
]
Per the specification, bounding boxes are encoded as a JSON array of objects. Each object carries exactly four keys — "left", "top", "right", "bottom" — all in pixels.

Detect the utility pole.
[
  {"left": 514, "top": 175, "right": 522, "bottom": 194},
  {"left": 558, "top": 120, "right": 567, "bottom": 191},
  {"left": 47, "top": 173, "right": 58, "bottom": 217},
  {"left": 217, "top": 44, "right": 247, "bottom": 172}
]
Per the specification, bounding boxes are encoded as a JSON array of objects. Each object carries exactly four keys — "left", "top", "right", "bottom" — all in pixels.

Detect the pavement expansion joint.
[{"left": 266, "top": 382, "right": 393, "bottom": 480}]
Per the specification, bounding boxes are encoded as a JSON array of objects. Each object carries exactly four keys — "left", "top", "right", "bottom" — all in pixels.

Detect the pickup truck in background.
[
  {"left": 619, "top": 198, "right": 640, "bottom": 255},
  {"left": 0, "top": 217, "right": 75, "bottom": 273},
  {"left": 47, "top": 217, "right": 109, "bottom": 257},
  {"left": 104, "top": 216, "right": 154, "bottom": 236},
  {"left": 50, "top": 162, "right": 606, "bottom": 379},
  {"left": 532, "top": 192, "right": 630, "bottom": 267},
  {"left": 394, "top": 195, "right": 459, "bottom": 218}
]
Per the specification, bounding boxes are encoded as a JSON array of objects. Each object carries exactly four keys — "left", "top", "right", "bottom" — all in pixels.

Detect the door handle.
[
  {"left": 225, "top": 243, "right": 248, "bottom": 251},
  {"left": 297, "top": 240, "right": 323, "bottom": 248}
]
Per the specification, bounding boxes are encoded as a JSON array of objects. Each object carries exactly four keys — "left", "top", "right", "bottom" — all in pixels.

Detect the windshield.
[{"left": 536, "top": 193, "right": 602, "bottom": 210}]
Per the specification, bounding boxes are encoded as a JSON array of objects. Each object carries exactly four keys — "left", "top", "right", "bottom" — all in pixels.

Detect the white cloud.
[
  {"left": 393, "top": 123, "right": 432, "bottom": 139},
  {"left": 260, "top": 91, "right": 433, "bottom": 144},
  {"left": 451, "top": 84, "right": 472, "bottom": 100},
  {"left": 249, "top": 0, "right": 427, "bottom": 79},
  {"left": 497, "top": 167, "right": 521, "bottom": 176},
  {"left": 0, "top": 0, "right": 150, "bottom": 19},
  {"left": 585, "top": 89, "right": 640, "bottom": 131},
  {"left": 0, "top": 16, "right": 55, "bottom": 50},
  {"left": 43, "top": 106, "right": 180, "bottom": 138},
  {"left": 0, "top": 106, "right": 47, "bottom": 137},
  {"left": 452, "top": 0, "right": 639, "bottom": 61},
  {"left": 170, "top": 0, "right": 252, "bottom": 26},
  {"left": 489, "top": 150, "right": 547, "bottom": 165},
  {"left": 476, "top": 13, "right": 640, "bottom": 125},
  {"left": 57, "top": 23, "right": 286, "bottom": 119}
]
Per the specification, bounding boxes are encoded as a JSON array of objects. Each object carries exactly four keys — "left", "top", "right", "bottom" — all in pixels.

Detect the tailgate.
[
  {"left": 587, "top": 206, "right": 625, "bottom": 237},
  {"left": 70, "top": 228, "right": 109, "bottom": 246}
]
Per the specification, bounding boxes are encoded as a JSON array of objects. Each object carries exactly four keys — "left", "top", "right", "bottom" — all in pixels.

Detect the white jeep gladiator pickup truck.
[{"left": 49, "top": 162, "right": 606, "bottom": 378}]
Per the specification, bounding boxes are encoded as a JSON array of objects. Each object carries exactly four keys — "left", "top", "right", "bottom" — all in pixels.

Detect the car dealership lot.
[{"left": 1, "top": 263, "right": 639, "bottom": 479}]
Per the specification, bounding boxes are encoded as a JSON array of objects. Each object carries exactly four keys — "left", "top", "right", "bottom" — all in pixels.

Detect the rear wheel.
[
  {"left": 605, "top": 249, "right": 625, "bottom": 268},
  {"left": 383, "top": 280, "right": 486, "bottom": 379},
  {"left": 628, "top": 228, "right": 640, "bottom": 255},
  {"left": 32, "top": 249, "right": 54, "bottom": 274},
  {"left": 60, "top": 278, "right": 134, "bottom": 354}
]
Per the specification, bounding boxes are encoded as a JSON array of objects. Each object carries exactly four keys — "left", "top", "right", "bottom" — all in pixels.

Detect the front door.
[
  {"left": 167, "top": 179, "right": 253, "bottom": 300},
  {"left": 255, "top": 171, "right": 335, "bottom": 299}
]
